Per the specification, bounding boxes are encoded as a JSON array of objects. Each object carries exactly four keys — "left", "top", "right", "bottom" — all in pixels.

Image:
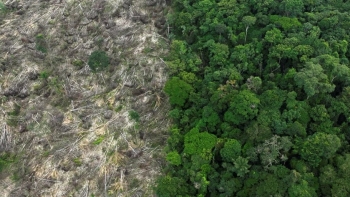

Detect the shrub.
[
  {"left": 39, "top": 71, "right": 49, "bottom": 80},
  {"left": 88, "top": 50, "right": 110, "bottom": 72},
  {"left": 72, "top": 59, "right": 84, "bottom": 69},
  {"left": 0, "top": 1, "right": 8, "bottom": 18},
  {"left": 0, "top": 1, "right": 6, "bottom": 12},
  {"left": 129, "top": 110, "right": 140, "bottom": 122},
  {"left": 166, "top": 151, "right": 182, "bottom": 166},
  {"left": 93, "top": 135, "right": 105, "bottom": 145},
  {"left": 7, "top": 103, "right": 20, "bottom": 126},
  {"left": 0, "top": 153, "right": 16, "bottom": 172},
  {"left": 73, "top": 158, "right": 82, "bottom": 166},
  {"left": 35, "top": 34, "right": 47, "bottom": 53}
]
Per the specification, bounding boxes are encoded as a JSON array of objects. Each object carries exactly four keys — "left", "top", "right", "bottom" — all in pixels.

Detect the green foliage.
[
  {"left": 299, "top": 132, "right": 341, "bottom": 167},
  {"left": 164, "top": 77, "right": 193, "bottom": 107},
  {"left": 255, "top": 135, "right": 293, "bottom": 168},
  {"left": 265, "top": 28, "right": 284, "bottom": 43},
  {"left": 242, "top": 16, "right": 256, "bottom": 27},
  {"left": 310, "top": 105, "right": 329, "bottom": 122},
  {"left": 324, "top": 154, "right": 350, "bottom": 197},
  {"left": 201, "top": 106, "right": 220, "bottom": 130},
  {"left": 286, "top": 121, "right": 306, "bottom": 136},
  {"left": 183, "top": 127, "right": 217, "bottom": 156},
  {"left": 88, "top": 50, "right": 110, "bottom": 72},
  {"left": 242, "top": 16, "right": 257, "bottom": 42},
  {"left": 39, "top": 71, "right": 49, "bottom": 80},
  {"left": 7, "top": 103, "right": 20, "bottom": 117},
  {"left": 42, "top": 151, "right": 50, "bottom": 157},
  {"left": 230, "top": 44, "right": 260, "bottom": 74},
  {"left": 179, "top": 71, "right": 198, "bottom": 84},
  {"left": 155, "top": 175, "right": 194, "bottom": 197},
  {"left": 128, "top": 110, "right": 140, "bottom": 122},
  {"left": 73, "top": 158, "right": 82, "bottom": 166},
  {"left": 224, "top": 90, "right": 260, "bottom": 125},
  {"left": 72, "top": 59, "right": 84, "bottom": 69},
  {"left": 7, "top": 103, "right": 20, "bottom": 126},
  {"left": 207, "top": 41, "right": 229, "bottom": 66},
  {"left": 0, "top": 153, "right": 16, "bottom": 172},
  {"left": 288, "top": 180, "right": 317, "bottom": 197},
  {"left": 49, "top": 77, "right": 64, "bottom": 97},
  {"left": 35, "top": 33, "right": 47, "bottom": 53},
  {"left": 157, "top": 0, "right": 350, "bottom": 195},
  {"left": 233, "top": 156, "right": 250, "bottom": 177},
  {"left": 167, "top": 40, "right": 202, "bottom": 75},
  {"left": 220, "top": 139, "right": 241, "bottom": 162},
  {"left": 114, "top": 105, "right": 123, "bottom": 112},
  {"left": 92, "top": 135, "right": 105, "bottom": 145},
  {"left": 294, "top": 62, "right": 335, "bottom": 98},
  {"left": 259, "top": 88, "right": 286, "bottom": 110},
  {"left": 246, "top": 76, "right": 262, "bottom": 93},
  {"left": 166, "top": 151, "right": 181, "bottom": 166},
  {"left": 95, "top": 37, "right": 104, "bottom": 48},
  {"left": 281, "top": 0, "right": 304, "bottom": 16},
  {"left": 167, "top": 127, "right": 184, "bottom": 151},
  {"left": 0, "top": 1, "right": 7, "bottom": 16},
  {"left": 11, "top": 171, "right": 21, "bottom": 182},
  {"left": 269, "top": 15, "right": 302, "bottom": 31}
]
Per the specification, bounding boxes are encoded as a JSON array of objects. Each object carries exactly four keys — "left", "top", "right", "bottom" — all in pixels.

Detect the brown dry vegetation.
[{"left": 0, "top": 0, "right": 170, "bottom": 196}]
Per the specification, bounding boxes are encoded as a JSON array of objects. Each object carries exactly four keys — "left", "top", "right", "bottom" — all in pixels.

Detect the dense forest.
[{"left": 155, "top": 0, "right": 350, "bottom": 196}]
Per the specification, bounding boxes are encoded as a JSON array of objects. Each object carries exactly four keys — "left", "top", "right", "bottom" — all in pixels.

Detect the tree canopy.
[{"left": 156, "top": 0, "right": 350, "bottom": 196}]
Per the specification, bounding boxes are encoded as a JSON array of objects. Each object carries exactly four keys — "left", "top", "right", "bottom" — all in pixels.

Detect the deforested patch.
[{"left": 0, "top": 0, "right": 169, "bottom": 196}]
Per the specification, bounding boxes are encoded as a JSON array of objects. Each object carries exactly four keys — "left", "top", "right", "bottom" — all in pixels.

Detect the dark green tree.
[
  {"left": 155, "top": 175, "right": 194, "bottom": 197},
  {"left": 220, "top": 139, "right": 241, "bottom": 162},
  {"left": 281, "top": 0, "right": 304, "bottom": 16},
  {"left": 88, "top": 50, "right": 110, "bottom": 72}
]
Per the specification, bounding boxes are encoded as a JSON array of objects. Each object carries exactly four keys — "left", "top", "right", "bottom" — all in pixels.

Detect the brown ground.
[{"left": 0, "top": 0, "right": 170, "bottom": 196}]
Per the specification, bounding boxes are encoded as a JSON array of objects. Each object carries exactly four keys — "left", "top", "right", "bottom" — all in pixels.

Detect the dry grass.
[{"left": 0, "top": 0, "right": 170, "bottom": 196}]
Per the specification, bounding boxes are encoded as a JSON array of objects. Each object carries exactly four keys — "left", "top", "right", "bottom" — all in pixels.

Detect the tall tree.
[
  {"left": 294, "top": 61, "right": 335, "bottom": 98},
  {"left": 299, "top": 132, "right": 341, "bottom": 167},
  {"left": 242, "top": 16, "right": 256, "bottom": 43}
]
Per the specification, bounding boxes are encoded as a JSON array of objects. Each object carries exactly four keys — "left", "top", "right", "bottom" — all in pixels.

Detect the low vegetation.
[{"left": 88, "top": 50, "right": 110, "bottom": 72}]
